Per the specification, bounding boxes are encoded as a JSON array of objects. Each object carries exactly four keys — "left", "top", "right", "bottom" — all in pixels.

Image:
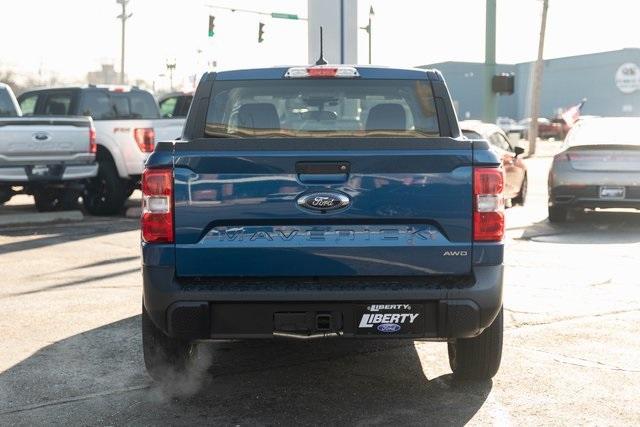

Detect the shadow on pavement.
[
  {"left": 0, "top": 218, "right": 139, "bottom": 255},
  {"left": 0, "top": 316, "right": 492, "bottom": 425},
  {"left": 521, "top": 210, "right": 640, "bottom": 244}
]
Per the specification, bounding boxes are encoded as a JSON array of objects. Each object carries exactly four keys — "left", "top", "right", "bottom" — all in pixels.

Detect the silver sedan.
[{"left": 548, "top": 117, "right": 640, "bottom": 222}]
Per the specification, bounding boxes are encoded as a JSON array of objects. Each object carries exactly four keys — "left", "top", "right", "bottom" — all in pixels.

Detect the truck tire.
[
  {"left": 447, "top": 307, "right": 503, "bottom": 381},
  {"left": 548, "top": 205, "right": 568, "bottom": 223},
  {"left": 33, "top": 189, "right": 79, "bottom": 212},
  {"left": 83, "top": 160, "right": 128, "bottom": 216},
  {"left": 0, "top": 186, "right": 12, "bottom": 205},
  {"left": 142, "top": 304, "right": 197, "bottom": 381}
]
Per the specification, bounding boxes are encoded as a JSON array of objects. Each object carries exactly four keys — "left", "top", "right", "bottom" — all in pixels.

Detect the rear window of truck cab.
[
  {"left": 79, "top": 90, "right": 160, "bottom": 120},
  {"left": 205, "top": 79, "right": 439, "bottom": 138}
]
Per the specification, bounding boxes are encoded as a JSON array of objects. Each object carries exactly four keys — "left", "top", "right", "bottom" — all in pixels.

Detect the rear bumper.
[
  {"left": 142, "top": 264, "right": 503, "bottom": 340},
  {"left": 0, "top": 164, "right": 98, "bottom": 182},
  {"left": 549, "top": 166, "right": 640, "bottom": 209},
  {"left": 549, "top": 184, "right": 640, "bottom": 209}
]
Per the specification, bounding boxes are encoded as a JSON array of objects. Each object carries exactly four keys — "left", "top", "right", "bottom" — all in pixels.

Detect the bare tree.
[{"left": 0, "top": 69, "right": 20, "bottom": 94}]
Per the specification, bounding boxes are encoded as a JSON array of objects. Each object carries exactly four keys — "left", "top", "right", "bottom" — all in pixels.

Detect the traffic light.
[
  {"left": 208, "top": 15, "right": 215, "bottom": 37},
  {"left": 258, "top": 22, "right": 265, "bottom": 43}
]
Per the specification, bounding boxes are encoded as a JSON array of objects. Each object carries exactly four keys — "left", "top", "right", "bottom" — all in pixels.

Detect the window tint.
[
  {"left": 19, "top": 93, "right": 39, "bottom": 116},
  {"left": 159, "top": 97, "right": 177, "bottom": 117},
  {"left": 43, "top": 92, "right": 73, "bottom": 115},
  {"left": 462, "top": 130, "right": 482, "bottom": 139},
  {"left": 75, "top": 90, "right": 159, "bottom": 120},
  {"left": 110, "top": 92, "right": 159, "bottom": 119},
  {"left": 175, "top": 95, "right": 192, "bottom": 117},
  {"left": 79, "top": 91, "right": 114, "bottom": 120},
  {"left": 205, "top": 79, "right": 439, "bottom": 138},
  {"left": 0, "top": 88, "right": 18, "bottom": 117}
]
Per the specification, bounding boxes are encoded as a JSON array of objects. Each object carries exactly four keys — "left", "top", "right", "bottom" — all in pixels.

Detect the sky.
[{"left": 1, "top": 0, "right": 640, "bottom": 90}]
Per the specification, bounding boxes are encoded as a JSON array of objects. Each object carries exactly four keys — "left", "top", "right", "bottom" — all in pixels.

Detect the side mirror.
[{"left": 514, "top": 146, "right": 525, "bottom": 158}]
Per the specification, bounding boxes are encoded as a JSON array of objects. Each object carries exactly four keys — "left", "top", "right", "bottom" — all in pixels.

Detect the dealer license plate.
[
  {"left": 599, "top": 186, "right": 625, "bottom": 199},
  {"left": 355, "top": 303, "right": 424, "bottom": 336}
]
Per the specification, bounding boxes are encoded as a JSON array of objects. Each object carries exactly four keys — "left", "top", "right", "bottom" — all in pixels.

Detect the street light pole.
[
  {"left": 116, "top": 0, "right": 132, "bottom": 84},
  {"left": 166, "top": 59, "right": 176, "bottom": 92}
]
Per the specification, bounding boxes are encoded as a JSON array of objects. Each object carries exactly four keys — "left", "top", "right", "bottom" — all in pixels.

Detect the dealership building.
[{"left": 419, "top": 48, "right": 640, "bottom": 121}]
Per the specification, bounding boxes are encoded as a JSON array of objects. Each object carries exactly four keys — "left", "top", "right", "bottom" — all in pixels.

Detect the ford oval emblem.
[
  {"left": 297, "top": 191, "right": 350, "bottom": 213},
  {"left": 32, "top": 132, "right": 51, "bottom": 142},
  {"left": 377, "top": 323, "right": 401, "bottom": 333}
]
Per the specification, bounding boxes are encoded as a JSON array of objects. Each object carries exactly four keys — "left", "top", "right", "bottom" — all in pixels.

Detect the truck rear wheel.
[
  {"left": 0, "top": 186, "right": 12, "bottom": 205},
  {"left": 447, "top": 307, "right": 503, "bottom": 381},
  {"left": 142, "top": 304, "right": 197, "bottom": 381},
  {"left": 548, "top": 205, "right": 568, "bottom": 223},
  {"left": 33, "top": 188, "right": 79, "bottom": 212},
  {"left": 83, "top": 160, "right": 128, "bottom": 216}
]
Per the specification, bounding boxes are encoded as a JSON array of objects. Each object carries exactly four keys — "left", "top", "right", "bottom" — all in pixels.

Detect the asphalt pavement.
[{"left": 0, "top": 141, "right": 639, "bottom": 425}]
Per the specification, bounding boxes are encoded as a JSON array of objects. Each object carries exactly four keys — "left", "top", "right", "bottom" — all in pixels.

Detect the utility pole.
[
  {"left": 360, "top": 6, "right": 374, "bottom": 64},
  {"left": 116, "top": 0, "right": 132, "bottom": 84},
  {"left": 483, "top": 0, "right": 497, "bottom": 123},
  {"left": 528, "top": 0, "right": 549, "bottom": 156}
]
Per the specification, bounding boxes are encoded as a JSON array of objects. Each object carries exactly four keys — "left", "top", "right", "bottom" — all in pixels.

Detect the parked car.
[
  {"left": 159, "top": 92, "right": 193, "bottom": 118},
  {"left": 496, "top": 116, "right": 526, "bottom": 136},
  {"left": 548, "top": 117, "right": 640, "bottom": 222},
  {"left": 460, "top": 120, "right": 527, "bottom": 206},
  {"left": 0, "top": 83, "right": 97, "bottom": 210},
  {"left": 18, "top": 86, "right": 186, "bottom": 215},
  {"left": 141, "top": 65, "right": 505, "bottom": 382},
  {"left": 519, "top": 117, "right": 563, "bottom": 140}
]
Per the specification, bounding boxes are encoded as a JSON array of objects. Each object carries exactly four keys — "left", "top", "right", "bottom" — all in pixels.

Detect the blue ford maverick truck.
[{"left": 141, "top": 65, "right": 505, "bottom": 381}]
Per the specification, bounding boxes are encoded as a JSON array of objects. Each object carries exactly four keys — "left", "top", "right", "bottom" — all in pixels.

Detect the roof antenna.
[{"left": 315, "top": 27, "right": 328, "bottom": 65}]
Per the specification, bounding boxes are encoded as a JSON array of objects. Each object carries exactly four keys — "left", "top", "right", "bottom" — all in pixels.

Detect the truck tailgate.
[
  {"left": 153, "top": 118, "right": 186, "bottom": 141},
  {"left": 0, "top": 117, "right": 92, "bottom": 164},
  {"left": 173, "top": 140, "right": 473, "bottom": 277}
]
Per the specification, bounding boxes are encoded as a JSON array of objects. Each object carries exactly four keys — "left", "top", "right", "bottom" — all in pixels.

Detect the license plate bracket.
[
  {"left": 26, "top": 164, "right": 64, "bottom": 181},
  {"left": 355, "top": 303, "right": 424, "bottom": 336},
  {"left": 599, "top": 186, "right": 625, "bottom": 199}
]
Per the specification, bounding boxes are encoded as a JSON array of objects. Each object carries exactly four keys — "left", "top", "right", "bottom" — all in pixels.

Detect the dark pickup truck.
[{"left": 141, "top": 65, "right": 505, "bottom": 381}]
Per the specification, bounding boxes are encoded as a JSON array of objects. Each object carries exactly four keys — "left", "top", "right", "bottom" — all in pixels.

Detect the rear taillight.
[
  {"left": 141, "top": 168, "right": 173, "bottom": 243},
  {"left": 134, "top": 128, "right": 155, "bottom": 153},
  {"left": 89, "top": 127, "right": 97, "bottom": 154},
  {"left": 473, "top": 167, "right": 505, "bottom": 242}
]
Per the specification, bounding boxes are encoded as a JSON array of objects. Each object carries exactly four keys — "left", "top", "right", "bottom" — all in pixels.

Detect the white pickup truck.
[
  {"left": 18, "top": 85, "right": 185, "bottom": 215},
  {"left": 0, "top": 83, "right": 97, "bottom": 211}
]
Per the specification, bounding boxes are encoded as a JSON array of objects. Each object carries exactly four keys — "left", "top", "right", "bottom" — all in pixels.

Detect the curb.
[{"left": 0, "top": 210, "right": 84, "bottom": 226}]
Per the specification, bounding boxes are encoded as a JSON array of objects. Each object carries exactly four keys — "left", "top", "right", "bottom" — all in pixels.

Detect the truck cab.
[{"left": 141, "top": 65, "right": 505, "bottom": 381}]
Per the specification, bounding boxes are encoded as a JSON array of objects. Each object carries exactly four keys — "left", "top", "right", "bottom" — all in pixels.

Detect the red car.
[
  {"left": 460, "top": 121, "right": 528, "bottom": 206},
  {"left": 519, "top": 117, "right": 564, "bottom": 140}
]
